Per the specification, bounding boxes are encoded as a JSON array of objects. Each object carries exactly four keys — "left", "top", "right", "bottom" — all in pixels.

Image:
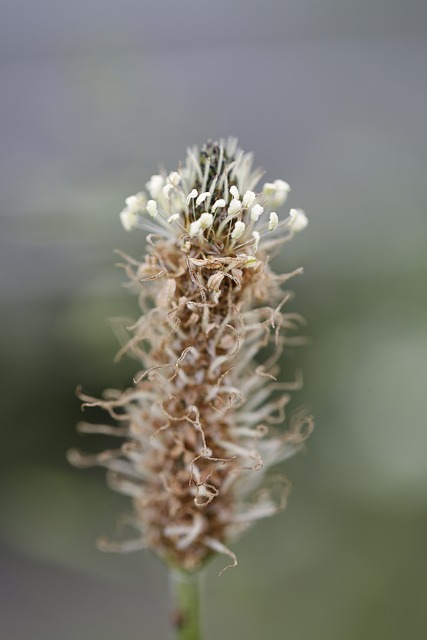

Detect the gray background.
[{"left": 1, "top": 1, "right": 426, "bottom": 639}]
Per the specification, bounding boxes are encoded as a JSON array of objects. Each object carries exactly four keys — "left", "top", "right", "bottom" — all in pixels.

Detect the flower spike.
[{"left": 71, "top": 138, "right": 312, "bottom": 574}]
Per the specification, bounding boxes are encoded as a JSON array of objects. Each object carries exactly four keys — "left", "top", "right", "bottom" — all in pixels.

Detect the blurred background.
[{"left": 1, "top": 1, "right": 426, "bottom": 638}]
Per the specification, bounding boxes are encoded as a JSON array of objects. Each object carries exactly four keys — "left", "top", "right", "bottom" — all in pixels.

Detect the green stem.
[{"left": 170, "top": 569, "right": 203, "bottom": 640}]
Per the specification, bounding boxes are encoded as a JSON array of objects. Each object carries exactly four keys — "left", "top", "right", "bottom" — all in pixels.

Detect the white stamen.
[
  {"left": 199, "top": 212, "right": 214, "bottom": 229},
  {"left": 162, "top": 184, "right": 173, "bottom": 200},
  {"left": 268, "top": 211, "right": 279, "bottom": 231},
  {"left": 252, "top": 231, "right": 260, "bottom": 252},
  {"left": 212, "top": 199, "right": 226, "bottom": 212},
  {"left": 189, "top": 220, "right": 201, "bottom": 236},
  {"left": 231, "top": 221, "right": 246, "bottom": 240},
  {"left": 120, "top": 208, "right": 138, "bottom": 231},
  {"left": 168, "top": 171, "right": 181, "bottom": 186},
  {"left": 186, "top": 189, "right": 198, "bottom": 205},
  {"left": 125, "top": 192, "right": 146, "bottom": 213},
  {"left": 263, "top": 179, "right": 290, "bottom": 208},
  {"left": 196, "top": 192, "right": 210, "bottom": 206},
  {"left": 125, "top": 196, "right": 138, "bottom": 211},
  {"left": 230, "top": 185, "right": 240, "bottom": 199},
  {"left": 263, "top": 182, "right": 275, "bottom": 196},
  {"left": 228, "top": 199, "right": 242, "bottom": 216},
  {"left": 289, "top": 208, "right": 308, "bottom": 232},
  {"left": 273, "top": 180, "right": 290, "bottom": 206},
  {"left": 146, "top": 200, "right": 158, "bottom": 218},
  {"left": 146, "top": 175, "right": 164, "bottom": 199},
  {"left": 167, "top": 213, "right": 180, "bottom": 223},
  {"left": 250, "top": 204, "right": 264, "bottom": 222},
  {"left": 245, "top": 256, "right": 258, "bottom": 268},
  {"left": 242, "top": 190, "right": 256, "bottom": 208}
]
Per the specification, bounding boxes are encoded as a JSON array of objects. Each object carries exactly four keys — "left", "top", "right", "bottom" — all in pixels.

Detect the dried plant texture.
[{"left": 69, "top": 138, "right": 314, "bottom": 573}]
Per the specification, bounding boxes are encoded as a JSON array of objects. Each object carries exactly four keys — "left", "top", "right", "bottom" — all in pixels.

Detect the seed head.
[{"left": 69, "top": 138, "right": 313, "bottom": 574}]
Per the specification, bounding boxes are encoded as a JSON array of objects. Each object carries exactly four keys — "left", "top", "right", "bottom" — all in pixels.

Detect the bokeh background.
[{"left": 1, "top": 1, "right": 426, "bottom": 639}]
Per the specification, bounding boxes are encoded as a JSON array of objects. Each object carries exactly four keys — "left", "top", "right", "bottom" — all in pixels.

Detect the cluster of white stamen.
[{"left": 119, "top": 138, "right": 308, "bottom": 254}]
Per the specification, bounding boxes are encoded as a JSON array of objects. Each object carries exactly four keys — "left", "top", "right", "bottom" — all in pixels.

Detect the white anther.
[
  {"left": 196, "top": 192, "right": 210, "bottom": 206},
  {"left": 146, "top": 174, "right": 164, "bottom": 199},
  {"left": 274, "top": 180, "right": 290, "bottom": 200},
  {"left": 168, "top": 171, "right": 181, "bottom": 186},
  {"left": 289, "top": 208, "right": 308, "bottom": 232},
  {"left": 231, "top": 221, "right": 246, "bottom": 240},
  {"left": 230, "top": 185, "right": 240, "bottom": 199},
  {"left": 186, "top": 189, "right": 198, "bottom": 205},
  {"left": 146, "top": 200, "right": 158, "bottom": 218},
  {"left": 125, "top": 195, "right": 138, "bottom": 211},
  {"left": 212, "top": 199, "right": 226, "bottom": 212},
  {"left": 125, "top": 192, "right": 146, "bottom": 213},
  {"left": 268, "top": 211, "right": 279, "bottom": 231},
  {"left": 167, "top": 213, "right": 180, "bottom": 223},
  {"left": 162, "top": 184, "right": 173, "bottom": 200},
  {"left": 250, "top": 204, "right": 264, "bottom": 222},
  {"left": 242, "top": 190, "right": 256, "bottom": 208},
  {"left": 228, "top": 199, "right": 242, "bottom": 216},
  {"left": 189, "top": 220, "right": 201, "bottom": 236},
  {"left": 245, "top": 256, "right": 258, "bottom": 268},
  {"left": 199, "top": 212, "right": 214, "bottom": 229},
  {"left": 252, "top": 231, "right": 260, "bottom": 252},
  {"left": 263, "top": 179, "right": 290, "bottom": 207},
  {"left": 120, "top": 208, "right": 138, "bottom": 231},
  {"left": 273, "top": 180, "right": 291, "bottom": 207},
  {"left": 263, "top": 182, "right": 275, "bottom": 196}
]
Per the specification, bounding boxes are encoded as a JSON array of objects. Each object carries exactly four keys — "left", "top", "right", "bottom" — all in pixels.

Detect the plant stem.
[{"left": 170, "top": 569, "right": 203, "bottom": 640}]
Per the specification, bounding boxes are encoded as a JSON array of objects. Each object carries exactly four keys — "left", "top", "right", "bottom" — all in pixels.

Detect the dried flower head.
[{"left": 69, "top": 138, "right": 313, "bottom": 574}]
